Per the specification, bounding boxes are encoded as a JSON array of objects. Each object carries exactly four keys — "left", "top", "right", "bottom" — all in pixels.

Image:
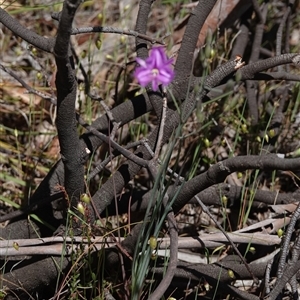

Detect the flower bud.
[
  {"left": 269, "top": 129, "right": 276, "bottom": 138},
  {"left": 249, "top": 246, "right": 256, "bottom": 254},
  {"left": 36, "top": 72, "right": 43, "bottom": 80},
  {"left": 80, "top": 193, "right": 90, "bottom": 204},
  {"left": 228, "top": 269, "right": 235, "bottom": 279},
  {"left": 221, "top": 195, "right": 228, "bottom": 206},
  {"left": 203, "top": 138, "right": 210, "bottom": 148},
  {"left": 277, "top": 228, "right": 284, "bottom": 238},
  {"left": 77, "top": 203, "right": 85, "bottom": 215},
  {"left": 149, "top": 236, "right": 157, "bottom": 250},
  {"left": 264, "top": 134, "right": 269, "bottom": 143},
  {"left": 13, "top": 242, "right": 19, "bottom": 251},
  {"left": 96, "top": 39, "right": 102, "bottom": 50}
]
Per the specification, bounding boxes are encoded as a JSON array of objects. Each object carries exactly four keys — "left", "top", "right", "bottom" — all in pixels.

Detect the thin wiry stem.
[
  {"left": 154, "top": 91, "right": 167, "bottom": 160},
  {"left": 0, "top": 63, "right": 57, "bottom": 105},
  {"left": 71, "top": 26, "right": 164, "bottom": 45},
  {"left": 194, "top": 196, "right": 258, "bottom": 283}
]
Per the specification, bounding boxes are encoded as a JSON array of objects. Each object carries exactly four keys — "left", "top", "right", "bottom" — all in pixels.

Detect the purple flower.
[{"left": 134, "top": 47, "right": 174, "bottom": 91}]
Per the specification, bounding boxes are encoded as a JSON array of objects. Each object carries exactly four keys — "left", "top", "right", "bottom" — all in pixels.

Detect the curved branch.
[
  {"left": 1, "top": 256, "right": 70, "bottom": 299},
  {"left": 152, "top": 259, "right": 264, "bottom": 300},
  {"left": 266, "top": 259, "right": 300, "bottom": 300},
  {"left": 172, "top": 0, "right": 217, "bottom": 100},
  {"left": 130, "top": 182, "right": 300, "bottom": 216},
  {"left": 276, "top": 201, "right": 300, "bottom": 278},
  {"left": 172, "top": 154, "right": 300, "bottom": 213},
  {"left": 251, "top": 71, "right": 300, "bottom": 81},
  {"left": 0, "top": 8, "right": 54, "bottom": 52},
  {"left": 240, "top": 53, "right": 300, "bottom": 79}
]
